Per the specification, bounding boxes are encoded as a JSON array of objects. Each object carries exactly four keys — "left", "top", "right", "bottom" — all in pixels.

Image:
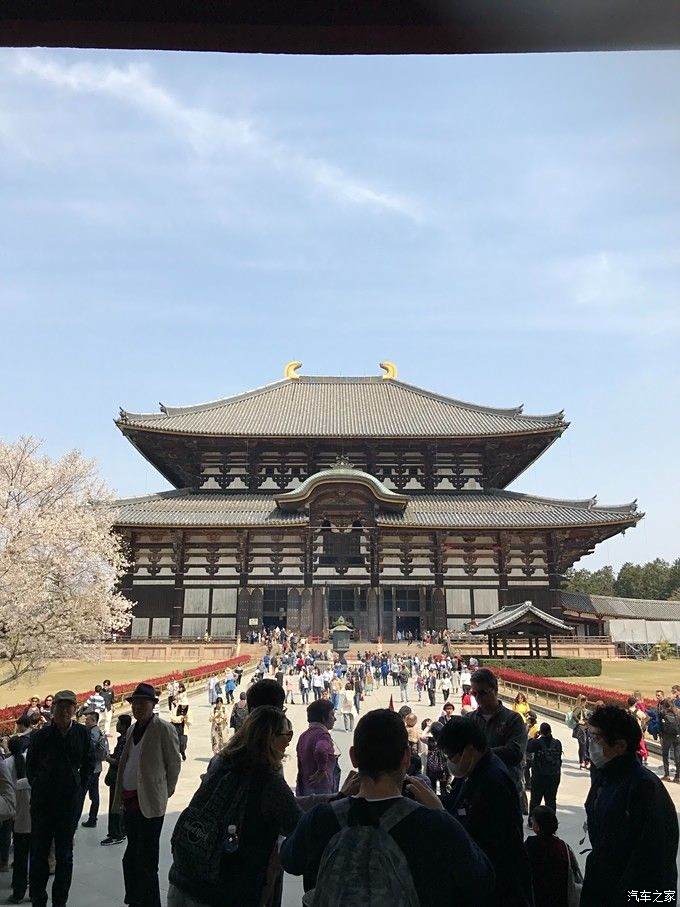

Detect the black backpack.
[
  {"left": 533, "top": 737, "right": 562, "bottom": 775},
  {"left": 171, "top": 764, "right": 263, "bottom": 885},
  {"left": 661, "top": 713, "right": 680, "bottom": 738},
  {"left": 426, "top": 746, "right": 448, "bottom": 781}
]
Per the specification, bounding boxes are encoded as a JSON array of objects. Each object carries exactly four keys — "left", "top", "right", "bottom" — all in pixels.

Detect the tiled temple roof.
[
  {"left": 471, "top": 602, "right": 573, "bottom": 634},
  {"left": 559, "top": 591, "right": 679, "bottom": 621},
  {"left": 113, "top": 488, "right": 640, "bottom": 530},
  {"left": 117, "top": 376, "right": 567, "bottom": 439}
]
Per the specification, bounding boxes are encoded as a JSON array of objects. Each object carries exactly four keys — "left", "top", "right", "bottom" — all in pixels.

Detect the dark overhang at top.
[{"left": 2, "top": 0, "right": 679, "bottom": 55}]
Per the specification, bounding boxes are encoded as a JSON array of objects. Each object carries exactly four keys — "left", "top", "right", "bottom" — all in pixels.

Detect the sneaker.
[
  {"left": 101, "top": 836, "right": 125, "bottom": 846},
  {"left": 661, "top": 775, "right": 671, "bottom": 781},
  {"left": 81, "top": 818, "right": 97, "bottom": 828},
  {"left": 6, "top": 895, "right": 24, "bottom": 904}
]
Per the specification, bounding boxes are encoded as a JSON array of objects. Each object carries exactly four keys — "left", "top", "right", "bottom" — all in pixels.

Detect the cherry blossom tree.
[{"left": 0, "top": 437, "right": 131, "bottom": 686}]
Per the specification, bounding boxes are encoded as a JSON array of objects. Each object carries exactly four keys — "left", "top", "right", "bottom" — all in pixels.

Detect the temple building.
[{"left": 113, "top": 362, "right": 642, "bottom": 641}]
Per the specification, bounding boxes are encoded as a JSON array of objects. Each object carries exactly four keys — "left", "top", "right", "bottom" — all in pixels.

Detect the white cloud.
[{"left": 9, "top": 51, "right": 419, "bottom": 220}]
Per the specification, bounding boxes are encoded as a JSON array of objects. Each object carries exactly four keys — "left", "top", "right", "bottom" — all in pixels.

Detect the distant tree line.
[{"left": 563, "top": 558, "right": 680, "bottom": 601}]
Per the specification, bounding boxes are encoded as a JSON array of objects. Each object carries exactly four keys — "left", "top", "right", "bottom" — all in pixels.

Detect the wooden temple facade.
[{"left": 113, "top": 363, "right": 642, "bottom": 641}]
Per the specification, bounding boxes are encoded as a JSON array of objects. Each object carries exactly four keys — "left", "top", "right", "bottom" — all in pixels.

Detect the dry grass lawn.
[
  {"left": 0, "top": 659, "right": 202, "bottom": 708},
  {"left": 563, "top": 659, "right": 680, "bottom": 699}
]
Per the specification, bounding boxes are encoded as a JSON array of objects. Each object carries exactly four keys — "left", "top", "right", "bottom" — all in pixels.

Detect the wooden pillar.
[
  {"left": 236, "top": 530, "right": 252, "bottom": 639},
  {"left": 300, "top": 587, "right": 314, "bottom": 637},
  {"left": 236, "top": 587, "right": 251, "bottom": 639},
  {"left": 487, "top": 635, "right": 492, "bottom": 657},
  {"left": 547, "top": 634, "right": 552, "bottom": 657},
  {"left": 367, "top": 587, "right": 380, "bottom": 641},
  {"left": 496, "top": 532, "right": 510, "bottom": 609},
  {"left": 546, "top": 531, "right": 561, "bottom": 615},
  {"left": 502, "top": 636, "right": 507, "bottom": 659},
  {"left": 419, "top": 585, "right": 428, "bottom": 635},
  {"left": 432, "top": 532, "right": 446, "bottom": 634},
  {"left": 170, "top": 530, "right": 185, "bottom": 639},
  {"left": 311, "top": 587, "right": 326, "bottom": 639},
  {"left": 249, "top": 587, "right": 264, "bottom": 632},
  {"left": 432, "top": 586, "right": 446, "bottom": 635},
  {"left": 535, "top": 636, "right": 540, "bottom": 657},
  {"left": 287, "top": 587, "right": 302, "bottom": 634}
]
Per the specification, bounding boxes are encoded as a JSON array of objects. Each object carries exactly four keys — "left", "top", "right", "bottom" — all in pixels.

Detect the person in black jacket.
[
  {"left": 468, "top": 668, "right": 528, "bottom": 804},
  {"left": 657, "top": 697, "right": 680, "bottom": 782},
  {"left": 581, "top": 705, "right": 679, "bottom": 907},
  {"left": 526, "top": 722, "right": 562, "bottom": 816},
  {"left": 26, "top": 689, "right": 94, "bottom": 907},
  {"left": 439, "top": 716, "right": 533, "bottom": 907},
  {"left": 100, "top": 713, "right": 132, "bottom": 846}
]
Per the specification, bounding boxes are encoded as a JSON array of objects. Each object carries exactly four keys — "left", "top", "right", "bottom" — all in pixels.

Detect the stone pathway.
[{"left": 3, "top": 675, "right": 678, "bottom": 906}]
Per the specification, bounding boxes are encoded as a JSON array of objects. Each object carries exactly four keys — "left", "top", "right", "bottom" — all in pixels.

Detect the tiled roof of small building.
[
  {"left": 560, "top": 591, "right": 680, "bottom": 621},
  {"left": 113, "top": 488, "right": 640, "bottom": 530},
  {"left": 117, "top": 376, "right": 567, "bottom": 439},
  {"left": 471, "top": 602, "right": 573, "bottom": 634}
]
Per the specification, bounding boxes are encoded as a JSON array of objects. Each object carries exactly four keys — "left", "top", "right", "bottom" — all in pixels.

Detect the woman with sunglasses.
[{"left": 168, "top": 706, "right": 300, "bottom": 907}]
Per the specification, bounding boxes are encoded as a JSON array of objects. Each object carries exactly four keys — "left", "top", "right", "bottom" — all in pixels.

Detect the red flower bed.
[
  {"left": 493, "top": 667, "right": 656, "bottom": 710},
  {"left": 0, "top": 655, "right": 252, "bottom": 734}
]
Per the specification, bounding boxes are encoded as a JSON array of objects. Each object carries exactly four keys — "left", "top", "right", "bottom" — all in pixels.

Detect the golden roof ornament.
[
  {"left": 284, "top": 360, "right": 302, "bottom": 380},
  {"left": 379, "top": 361, "right": 397, "bottom": 380}
]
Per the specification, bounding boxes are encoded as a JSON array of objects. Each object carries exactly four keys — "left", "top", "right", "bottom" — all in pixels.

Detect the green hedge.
[{"left": 478, "top": 657, "right": 602, "bottom": 678}]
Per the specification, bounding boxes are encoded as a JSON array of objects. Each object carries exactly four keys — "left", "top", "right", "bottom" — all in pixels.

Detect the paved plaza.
[{"left": 5, "top": 672, "right": 679, "bottom": 907}]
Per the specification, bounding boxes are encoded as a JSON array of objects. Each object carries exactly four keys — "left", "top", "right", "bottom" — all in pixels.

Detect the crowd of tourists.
[
  {"left": 245, "top": 624, "right": 458, "bottom": 649},
  {"left": 0, "top": 652, "right": 677, "bottom": 907},
  {"left": 169, "top": 667, "right": 678, "bottom": 907}
]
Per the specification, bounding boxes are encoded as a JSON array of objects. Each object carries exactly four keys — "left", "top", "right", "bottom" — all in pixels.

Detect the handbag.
[
  {"left": 564, "top": 840, "right": 582, "bottom": 907},
  {"left": 104, "top": 761, "right": 117, "bottom": 787}
]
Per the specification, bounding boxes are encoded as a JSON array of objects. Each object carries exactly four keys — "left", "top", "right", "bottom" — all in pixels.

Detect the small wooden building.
[{"left": 471, "top": 601, "right": 573, "bottom": 657}]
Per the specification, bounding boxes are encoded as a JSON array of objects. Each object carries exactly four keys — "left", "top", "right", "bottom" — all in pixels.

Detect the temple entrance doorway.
[
  {"left": 263, "top": 587, "right": 287, "bottom": 631},
  {"left": 395, "top": 614, "right": 421, "bottom": 639}
]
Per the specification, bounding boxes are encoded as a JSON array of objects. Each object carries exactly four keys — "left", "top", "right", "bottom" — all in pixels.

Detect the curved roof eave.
[
  {"left": 117, "top": 374, "right": 568, "bottom": 433},
  {"left": 275, "top": 466, "right": 409, "bottom": 512}
]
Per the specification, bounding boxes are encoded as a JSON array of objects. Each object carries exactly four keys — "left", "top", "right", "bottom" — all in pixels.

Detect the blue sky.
[{"left": 1, "top": 48, "right": 678, "bottom": 571}]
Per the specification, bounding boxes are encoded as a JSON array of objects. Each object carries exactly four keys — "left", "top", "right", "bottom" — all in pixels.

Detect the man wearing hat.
[
  {"left": 113, "top": 682, "right": 181, "bottom": 907},
  {"left": 26, "top": 690, "right": 94, "bottom": 907}
]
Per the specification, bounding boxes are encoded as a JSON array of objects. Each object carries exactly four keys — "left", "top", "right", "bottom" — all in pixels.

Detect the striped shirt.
[{"left": 84, "top": 693, "right": 106, "bottom": 714}]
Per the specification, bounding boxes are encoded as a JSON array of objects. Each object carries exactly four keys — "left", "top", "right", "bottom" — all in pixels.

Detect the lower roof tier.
[{"left": 113, "top": 488, "right": 641, "bottom": 532}]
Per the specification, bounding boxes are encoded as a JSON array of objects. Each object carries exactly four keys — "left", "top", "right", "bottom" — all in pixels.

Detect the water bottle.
[{"left": 223, "top": 824, "right": 239, "bottom": 854}]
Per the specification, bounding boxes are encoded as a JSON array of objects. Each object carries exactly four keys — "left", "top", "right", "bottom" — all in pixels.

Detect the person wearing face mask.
[
  {"left": 580, "top": 705, "right": 678, "bottom": 907},
  {"left": 439, "top": 716, "right": 533, "bottom": 907},
  {"left": 281, "top": 709, "right": 494, "bottom": 906}
]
